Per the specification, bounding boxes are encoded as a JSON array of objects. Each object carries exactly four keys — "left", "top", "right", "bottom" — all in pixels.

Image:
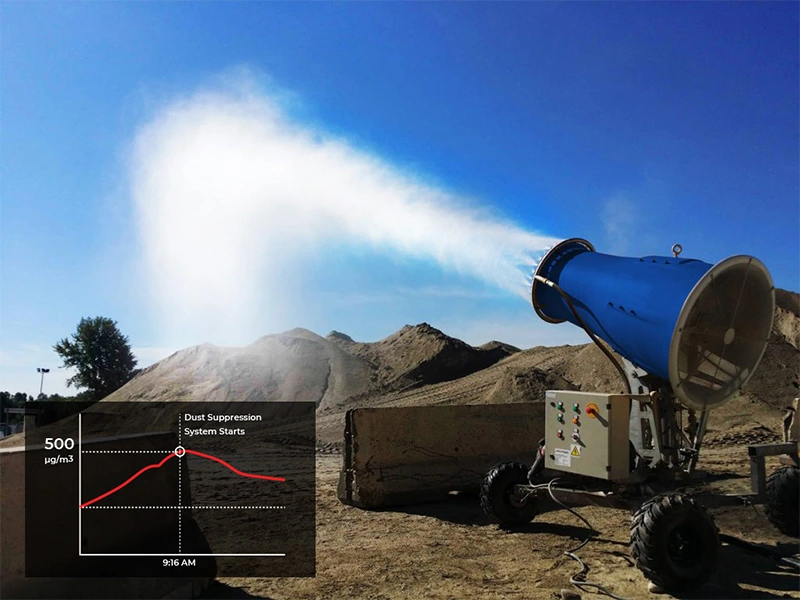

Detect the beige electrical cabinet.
[{"left": 544, "top": 391, "right": 641, "bottom": 481}]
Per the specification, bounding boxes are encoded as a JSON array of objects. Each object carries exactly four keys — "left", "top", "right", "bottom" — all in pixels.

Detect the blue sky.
[{"left": 2, "top": 2, "right": 798, "bottom": 397}]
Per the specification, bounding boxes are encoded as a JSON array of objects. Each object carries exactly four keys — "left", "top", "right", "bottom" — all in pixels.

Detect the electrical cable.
[{"left": 545, "top": 479, "right": 632, "bottom": 600}]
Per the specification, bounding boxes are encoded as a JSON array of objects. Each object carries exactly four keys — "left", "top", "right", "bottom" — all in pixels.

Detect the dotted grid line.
[
  {"left": 178, "top": 413, "right": 181, "bottom": 554},
  {"left": 81, "top": 506, "right": 286, "bottom": 509},
  {"left": 178, "top": 451, "right": 182, "bottom": 552},
  {"left": 82, "top": 450, "right": 175, "bottom": 454}
]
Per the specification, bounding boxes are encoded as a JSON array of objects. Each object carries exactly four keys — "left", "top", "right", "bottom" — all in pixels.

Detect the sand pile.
[
  {"left": 327, "top": 323, "right": 516, "bottom": 391},
  {"left": 484, "top": 365, "right": 577, "bottom": 404},
  {"left": 774, "top": 289, "right": 800, "bottom": 351},
  {"left": 98, "top": 323, "right": 514, "bottom": 413},
  {"left": 102, "top": 328, "right": 374, "bottom": 411}
]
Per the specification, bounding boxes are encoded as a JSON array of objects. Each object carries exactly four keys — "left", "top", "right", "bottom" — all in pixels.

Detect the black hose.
[
  {"left": 534, "top": 275, "right": 632, "bottom": 395},
  {"left": 545, "top": 480, "right": 631, "bottom": 600}
]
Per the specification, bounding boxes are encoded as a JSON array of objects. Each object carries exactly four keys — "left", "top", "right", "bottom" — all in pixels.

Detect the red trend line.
[
  {"left": 80, "top": 452, "right": 176, "bottom": 508},
  {"left": 183, "top": 449, "right": 286, "bottom": 482},
  {"left": 80, "top": 449, "right": 285, "bottom": 508}
]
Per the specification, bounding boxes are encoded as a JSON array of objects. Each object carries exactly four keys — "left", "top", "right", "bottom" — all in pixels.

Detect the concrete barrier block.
[{"left": 338, "top": 403, "right": 545, "bottom": 508}]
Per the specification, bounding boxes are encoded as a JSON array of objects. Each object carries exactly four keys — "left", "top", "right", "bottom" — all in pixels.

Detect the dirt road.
[{"left": 206, "top": 448, "right": 799, "bottom": 600}]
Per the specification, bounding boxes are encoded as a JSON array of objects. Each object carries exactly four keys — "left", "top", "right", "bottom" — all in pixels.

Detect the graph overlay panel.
[{"left": 25, "top": 401, "right": 315, "bottom": 578}]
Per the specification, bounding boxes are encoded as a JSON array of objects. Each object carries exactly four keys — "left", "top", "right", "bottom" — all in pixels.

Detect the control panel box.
[{"left": 544, "top": 391, "right": 639, "bottom": 481}]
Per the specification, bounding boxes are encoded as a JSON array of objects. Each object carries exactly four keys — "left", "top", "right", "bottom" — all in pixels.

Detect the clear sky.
[{"left": 2, "top": 2, "right": 798, "bottom": 397}]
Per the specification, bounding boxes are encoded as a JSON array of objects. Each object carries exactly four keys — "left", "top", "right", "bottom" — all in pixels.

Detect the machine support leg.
[
  {"left": 750, "top": 455, "right": 767, "bottom": 502},
  {"left": 747, "top": 442, "right": 798, "bottom": 501},
  {"left": 688, "top": 410, "right": 709, "bottom": 475}
]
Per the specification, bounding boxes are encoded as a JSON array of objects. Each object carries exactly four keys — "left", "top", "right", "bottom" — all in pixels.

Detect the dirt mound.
[
  {"left": 100, "top": 323, "right": 515, "bottom": 417},
  {"left": 555, "top": 344, "right": 625, "bottom": 393},
  {"left": 774, "top": 289, "right": 800, "bottom": 350},
  {"left": 103, "top": 328, "right": 374, "bottom": 411},
  {"left": 478, "top": 340, "right": 521, "bottom": 354},
  {"left": 326, "top": 330, "right": 354, "bottom": 344},
  {"left": 327, "top": 323, "right": 514, "bottom": 390},
  {"left": 484, "top": 365, "right": 577, "bottom": 404},
  {"left": 738, "top": 337, "right": 799, "bottom": 409}
]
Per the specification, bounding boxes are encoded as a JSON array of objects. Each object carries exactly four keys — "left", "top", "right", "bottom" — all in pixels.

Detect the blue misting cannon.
[{"left": 480, "top": 238, "right": 799, "bottom": 593}]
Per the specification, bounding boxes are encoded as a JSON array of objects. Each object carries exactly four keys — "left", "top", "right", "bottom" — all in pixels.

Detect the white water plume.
[{"left": 130, "top": 76, "right": 560, "bottom": 343}]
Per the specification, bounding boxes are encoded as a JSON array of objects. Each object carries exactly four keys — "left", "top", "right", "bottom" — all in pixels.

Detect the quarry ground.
[{"left": 205, "top": 443, "right": 799, "bottom": 600}]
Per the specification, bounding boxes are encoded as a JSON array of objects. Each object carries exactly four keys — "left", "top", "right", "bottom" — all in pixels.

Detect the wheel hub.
[{"left": 666, "top": 524, "right": 703, "bottom": 569}]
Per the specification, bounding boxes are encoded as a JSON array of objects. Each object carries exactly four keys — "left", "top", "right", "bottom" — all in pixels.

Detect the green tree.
[{"left": 54, "top": 317, "right": 138, "bottom": 401}]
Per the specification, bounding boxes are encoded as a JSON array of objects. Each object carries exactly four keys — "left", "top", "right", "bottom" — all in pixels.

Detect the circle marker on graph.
[{"left": 174, "top": 445, "right": 186, "bottom": 457}]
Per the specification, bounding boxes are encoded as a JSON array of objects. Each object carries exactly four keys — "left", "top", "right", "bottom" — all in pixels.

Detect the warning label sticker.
[
  {"left": 554, "top": 448, "right": 571, "bottom": 467},
  {"left": 570, "top": 444, "right": 581, "bottom": 458}
]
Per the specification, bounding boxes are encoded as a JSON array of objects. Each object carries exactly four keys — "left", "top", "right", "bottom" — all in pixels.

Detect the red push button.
[{"left": 586, "top": 403, "right": 599, "bottom": 418}]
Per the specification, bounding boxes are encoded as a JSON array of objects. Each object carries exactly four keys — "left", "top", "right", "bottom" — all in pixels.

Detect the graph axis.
[{"left": 77, "top": 414, "right": 288, "bottom": 558}]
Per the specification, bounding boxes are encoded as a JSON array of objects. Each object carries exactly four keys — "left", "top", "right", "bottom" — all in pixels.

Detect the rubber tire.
[
  {"left": 480, "top": 462, "right": 537, "bottom": 527},
  {"left": 765, "top": 466, "right": 799, "bottom": 537},
  {"left": 630, "top": 494, "right": 719, "bottom": 593}
]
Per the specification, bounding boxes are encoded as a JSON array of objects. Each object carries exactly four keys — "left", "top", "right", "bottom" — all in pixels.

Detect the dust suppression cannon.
[{"left": 480, "top": 238, "right": 799, "bottom": 594}]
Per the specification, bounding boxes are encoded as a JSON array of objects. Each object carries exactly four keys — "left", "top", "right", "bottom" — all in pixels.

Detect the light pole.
[{"left": 37, "top": 368, "right": 50, "bottom": 397}]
